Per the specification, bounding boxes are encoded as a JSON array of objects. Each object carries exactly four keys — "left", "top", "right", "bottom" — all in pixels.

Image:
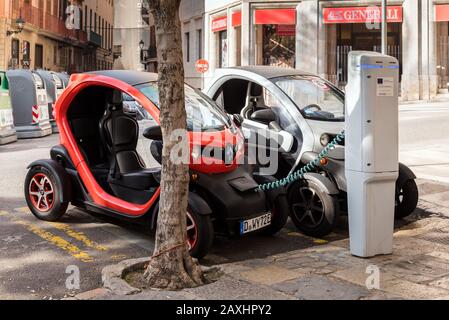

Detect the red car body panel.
[{"left": 55, "top": 74, "right": 243, "bottom": 216}]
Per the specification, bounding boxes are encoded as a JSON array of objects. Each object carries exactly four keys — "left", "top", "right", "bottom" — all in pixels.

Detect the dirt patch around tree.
[{"left": 124, "top": 265, "right": 224, "bottom": 291}]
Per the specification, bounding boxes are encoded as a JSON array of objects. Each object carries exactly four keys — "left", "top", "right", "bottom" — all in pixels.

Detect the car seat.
[
  {"left": 99, "top": 90, "right": 160, "bottom": 204},
  {"left": 241, "top": 83, "right": 268, "bottom": 119}
]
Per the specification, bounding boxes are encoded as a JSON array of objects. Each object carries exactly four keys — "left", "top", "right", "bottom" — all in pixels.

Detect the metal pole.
[{"left": 381, "top": 0, "right": 388, "bottom": 55}]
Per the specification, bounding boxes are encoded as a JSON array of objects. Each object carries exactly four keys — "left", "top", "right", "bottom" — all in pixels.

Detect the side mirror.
[
  {"left": 250, "top": 109, "right": 276, "bottom": 124},
  {"left": 143, "top": 125, "right": 162, "bottom": 141},
  {"left": 232, "top": 114, "right": 244, "bottom": 127}
]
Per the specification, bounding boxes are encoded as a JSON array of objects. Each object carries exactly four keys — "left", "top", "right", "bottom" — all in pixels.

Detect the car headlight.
[{"left": 320, "top": 133, "right": 330, "bottom": 147}]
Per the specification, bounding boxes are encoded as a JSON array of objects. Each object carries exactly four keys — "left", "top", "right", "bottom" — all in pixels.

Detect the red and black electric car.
[{"left": 24, "top": 71, "right": 288, "bottom": 258}]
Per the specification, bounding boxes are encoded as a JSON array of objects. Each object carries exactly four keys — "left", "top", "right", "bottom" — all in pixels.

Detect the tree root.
[{"left": 144, "top": 245, "right": 205, "bottom": 290}]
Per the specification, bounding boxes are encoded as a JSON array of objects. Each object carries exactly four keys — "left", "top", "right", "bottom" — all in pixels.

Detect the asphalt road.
[
  {"left": 399, "top": 101, "right": 449, "bottom": 183},
  {"left": 0, "top": 101, "right": 447, "bottom": 299}
]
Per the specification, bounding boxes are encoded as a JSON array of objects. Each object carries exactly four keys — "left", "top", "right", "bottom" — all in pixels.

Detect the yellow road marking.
[
  {"left": 13, "top": 219, "right": 93, "bottom": 262},
  {"left": 313, "top": 239, "right": 328, "bottom": 245},
  {"left": 287, "top": 231, "right": 305, "bottom": 237},
  {"left": 14, "top": 207, "right": 107, "bottom": 252},
  {"left": 110, "top": 254, "right": 127, "bottom": 261},
  {"left": 50, "top": 222, "right": 108, "bottom": 251},
  {"left": 0, "top": 210, "right": 9, "bottom": 216}
]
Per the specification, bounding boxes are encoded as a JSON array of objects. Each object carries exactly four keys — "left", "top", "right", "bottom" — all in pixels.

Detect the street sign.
[{"left": 195, "top": 59, "right": 209, "bottom": 73}]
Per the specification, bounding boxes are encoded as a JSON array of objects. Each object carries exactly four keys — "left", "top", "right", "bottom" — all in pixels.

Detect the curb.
[{"left": 101, "top": 257, "right": 151, "bottom": 296}]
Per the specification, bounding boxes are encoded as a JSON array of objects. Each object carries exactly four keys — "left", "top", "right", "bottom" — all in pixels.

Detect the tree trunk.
[{"left": 144, "top": 0, "right": 204, "bottom": 290}]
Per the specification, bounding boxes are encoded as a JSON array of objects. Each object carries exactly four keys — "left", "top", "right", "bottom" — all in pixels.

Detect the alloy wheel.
[
  {"left": 291, "top": 186, "right": 325, "bottom": 229},
  {"left": 28, "top": 173, "right": 54, "bottom": 212}
]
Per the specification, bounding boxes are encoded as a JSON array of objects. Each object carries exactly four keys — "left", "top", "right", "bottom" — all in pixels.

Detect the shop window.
[
  {"left": 219, "top": 30, "right": 228, "bottom": 68},
  {"left": 334, "top": 23, "right": 402, "bottom": 86},
  {"left": 255, "top": 23, "right": 295, "bottom": 68}
]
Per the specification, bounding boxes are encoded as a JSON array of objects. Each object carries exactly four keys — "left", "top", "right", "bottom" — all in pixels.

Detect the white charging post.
[{"left": 345, "top": 51, "right": 399, "bottom": 258}]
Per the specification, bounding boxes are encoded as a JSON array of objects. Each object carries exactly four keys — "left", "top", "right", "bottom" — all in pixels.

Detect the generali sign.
[{"left": 323, "top": 6, "right": 403, "bottom": 24}]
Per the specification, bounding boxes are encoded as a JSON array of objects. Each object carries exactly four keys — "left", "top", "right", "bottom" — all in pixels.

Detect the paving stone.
[
  {"left": 360, "top": 291, "right": 405, "bottom": 300},
  {"left": 331, "top": 266, "right": 398, "bottom": 290},
  {"left": 429, "top": 276, "right": 449, "bottom": 290},
  {"left": 102, "top": 290, "right": 198, "bottom": 300},
  {"left": 426, "top": 251, "right": 449, "bottom": 262},
  {"left": 238, "top": 265, "right": 306, "bottom": 286},
  {"left": 381, "top": 255, "right": 449, "bottom": 284},
  {"left": 383, "top": 280, "right": 449, "bottom": 299},
  {"left": 184, "top": 275, "right": 294, "bottom": 300},
  {"left": 421, "top": 191, "right": 449, "bottom": 208},
  {"left": 75, "top": 288, "right": 112, "bottom": 300},
  {"left": 271, "top": 275, "right": 371, "bottom": 300}
]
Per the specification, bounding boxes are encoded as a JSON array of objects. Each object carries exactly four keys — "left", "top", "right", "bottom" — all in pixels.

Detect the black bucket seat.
[{"left": 99, "top": 90, "right": 160, "bottom": 204}]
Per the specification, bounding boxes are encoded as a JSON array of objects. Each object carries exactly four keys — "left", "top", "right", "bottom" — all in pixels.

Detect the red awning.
[
  {"left": 211, "top": 16, "right": 227, "bottom": 32},
  {"left": 232, "top": 11, "right": 242, "bottom": 27},
  {"left": 436, "top": 4, "right": 449, "bottom": 22},
  {"left": 323, "top": 6, "right": 403, "bottom": 24},
  {"left": 254, "top": 9, "right": 296, "bottom": 25}
]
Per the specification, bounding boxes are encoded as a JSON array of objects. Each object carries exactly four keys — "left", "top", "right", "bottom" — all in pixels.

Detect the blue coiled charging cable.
[{"left": 257, "top": 130, "right": 345, "bottom": 191}]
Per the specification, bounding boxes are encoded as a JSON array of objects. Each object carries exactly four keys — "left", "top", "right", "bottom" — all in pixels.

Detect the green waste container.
[{"left": 0, "top": 71, "right": 18, "bottom": 144}]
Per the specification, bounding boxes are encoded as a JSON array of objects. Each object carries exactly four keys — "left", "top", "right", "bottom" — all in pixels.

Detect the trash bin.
[
  {"left": 6, "top": 69, "right": 52, "bottom": 139},
  {"left": 0, "top": 71, "right": 18, "bottom": 145},
  {"left": 35, "top": 70, "right": 66, "bottom": 133},
  {"left": 56, "top": 72, "right": 70, "bottom": 87}
]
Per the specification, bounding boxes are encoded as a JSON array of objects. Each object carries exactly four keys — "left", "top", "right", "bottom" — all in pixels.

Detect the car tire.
[
  {"left": 395, "top": 179, "right": 419, "bottom": 219},
  {"left": 261, "top": 195, "right": 289, "bottom": 236},
  {"left": 288, "top": 179, "right": 339, "bottom": 238},
  {"left": 25, "top": 165, "right": 68, "bottom": 222},
  {"left": 186, "top": 208, "right": 214, "bottom": 259}
]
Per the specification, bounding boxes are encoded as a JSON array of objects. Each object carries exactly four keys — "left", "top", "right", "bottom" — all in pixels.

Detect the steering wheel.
[{"left": 303, "top": 104, "right": 322, "bottom": 113}]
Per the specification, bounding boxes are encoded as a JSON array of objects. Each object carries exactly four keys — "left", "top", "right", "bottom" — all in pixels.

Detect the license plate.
[{"left": 240, "top": 213, "right": 271, "bottom": 235}]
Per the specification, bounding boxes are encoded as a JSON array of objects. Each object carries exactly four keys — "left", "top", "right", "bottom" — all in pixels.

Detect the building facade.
[
  {"left": 175, "top": 0, "right": 449, "bottom": 101},
  {"left": 113, "top": 0, "right": 157, "bottom": 72},
  {"left": 0, "top": 0, "right": 114, "bottom": 73}
]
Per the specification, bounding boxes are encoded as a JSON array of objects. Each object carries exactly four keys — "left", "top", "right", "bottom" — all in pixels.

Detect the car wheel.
[
  {"left": 25, "top": 166, "right": 68, "bottom": 221},
  {"left": 395, "top": 179, "right": 418, "bottom": 219},
  {"left": 186, "top": 208, "right": 214, "bottom": 259},
  {"left": 288, "top": 180, "right": 339, "bottom": 238},
  {"left": 261, "top": 195, "right": 289, "bottom": 236}
]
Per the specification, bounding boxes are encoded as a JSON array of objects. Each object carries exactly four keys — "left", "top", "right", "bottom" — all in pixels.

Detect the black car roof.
[
  {"left": 227, "top": 66, "right": 314, "bottom": 79},
  {"left": 87, "top": 70, "right": 158, "bottom": 86}
]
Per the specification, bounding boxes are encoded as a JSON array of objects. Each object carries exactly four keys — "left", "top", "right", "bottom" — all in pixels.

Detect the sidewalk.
[{"left": 73, "top": 179, "right": 449, "bottom": 300}]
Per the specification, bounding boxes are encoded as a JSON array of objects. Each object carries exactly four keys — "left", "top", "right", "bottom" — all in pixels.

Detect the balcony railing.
[{"left": 11, "top": 0, "right": 87, "bottom": 44}]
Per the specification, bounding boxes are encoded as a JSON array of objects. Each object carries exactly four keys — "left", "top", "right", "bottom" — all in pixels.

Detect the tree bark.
[{"left": 144, "top": 0, "right": 204, "bottom": 290}]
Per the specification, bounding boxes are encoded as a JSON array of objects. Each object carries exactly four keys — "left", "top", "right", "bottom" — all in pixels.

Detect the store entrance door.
[{"left": 335, "top": 23, "right": 402, "bottom": 87}]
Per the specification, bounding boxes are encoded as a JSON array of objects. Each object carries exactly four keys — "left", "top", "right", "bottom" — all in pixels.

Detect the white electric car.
[{"left": 204, "top": 66, "right": 418, "bottom": 237}]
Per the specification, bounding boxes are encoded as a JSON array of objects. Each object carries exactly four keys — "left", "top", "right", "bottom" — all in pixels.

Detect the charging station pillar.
[{"left": 345, "top": 51, "right": 399, "bottom": 258}]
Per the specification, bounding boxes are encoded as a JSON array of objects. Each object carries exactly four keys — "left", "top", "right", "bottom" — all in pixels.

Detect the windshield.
[
  {"left": 273, "top": 76, "right": 344, "bottom": 121},
  {"left": 135, "top": 82, "right": 230, "bottom": 131}
]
